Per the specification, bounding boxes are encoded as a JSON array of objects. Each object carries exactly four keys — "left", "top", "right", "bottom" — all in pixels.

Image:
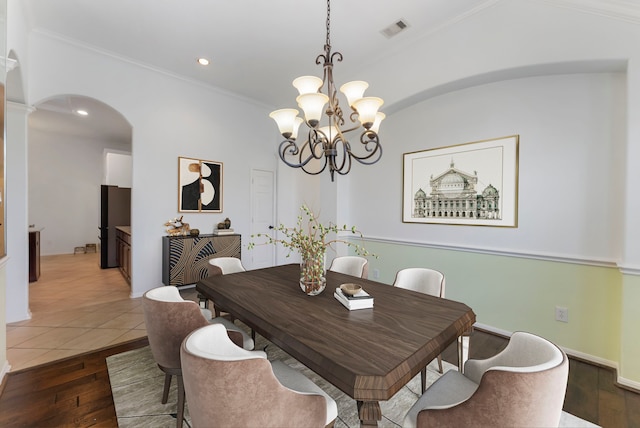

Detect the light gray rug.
[{"left": 107, "top": 334, "right": 598, "bottom": 427}]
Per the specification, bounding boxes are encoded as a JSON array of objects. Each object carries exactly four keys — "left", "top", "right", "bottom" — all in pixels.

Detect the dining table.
[{"left": 196, "top": 263, "right": 476, "bottom": 427}]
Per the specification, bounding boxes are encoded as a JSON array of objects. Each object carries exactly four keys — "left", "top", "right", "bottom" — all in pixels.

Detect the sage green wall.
[
  {"left": 358, "top": 239, "right": 622, "bottom": 365},
  {"left": 621, "top": 274, "right": 640, "bottom": 381}
]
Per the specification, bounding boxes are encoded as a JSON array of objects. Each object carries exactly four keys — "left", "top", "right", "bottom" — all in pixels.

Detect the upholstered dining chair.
[
  {"left": 328, "top": 255, "right": 369, "bottom": 279},
  {"left": 403, "top": 331, "right": 569, "bottom": 428},
  {"left": 207, "top": 256, "right": 257, "bottom": 340},
  {"left": 181, "top": 323, "right": 338, "bottom": 428},
  {"left": 208, "top": 256, "right": 246, "bottom": 275},
  {"left": 142, "top": 286, "right": 254, "bottom": 428},
  {"left": 393, "top": 267, "right": 446, "bottom": 391}
]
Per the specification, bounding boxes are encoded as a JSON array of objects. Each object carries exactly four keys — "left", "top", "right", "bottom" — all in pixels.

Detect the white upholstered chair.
[
  {"left": 328, "top": 256, "right": 369, "bottom": 279},
  {"left": 142, "top": 286, "right": 254, "bottom": 428},
  {"left": 393, "top": 267, "right": 446, "bottom": 391},
  {"left": 208, "top": 256, "right": 246, "bottom": 275},
  {"left": 181, "top": 323, "right": 338, "bottom": 428},
  {"left": 403, "top": 331, "right": 569, "bottom": 428}
]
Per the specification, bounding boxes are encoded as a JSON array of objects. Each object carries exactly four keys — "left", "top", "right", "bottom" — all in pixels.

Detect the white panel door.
[{"left": 250, "top": 169, "right": 275, "bottom": 268}]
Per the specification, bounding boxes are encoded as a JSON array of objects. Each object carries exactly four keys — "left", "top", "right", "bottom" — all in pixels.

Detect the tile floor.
[{"left": 6, "top": 252, "right": 148, "bottom": 371}]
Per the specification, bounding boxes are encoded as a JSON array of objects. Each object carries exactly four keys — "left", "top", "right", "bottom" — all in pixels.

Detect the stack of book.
[
  {"left": 213, "top": 228, "right": 235, "bottom": 235},
  {"left": 334, "top": 287, "right": 374, "bottom": 310}
]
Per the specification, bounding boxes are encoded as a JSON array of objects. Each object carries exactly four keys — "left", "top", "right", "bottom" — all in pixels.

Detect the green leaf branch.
[{"left": 248, "top": 204, "right": 376, "bottom": 260}]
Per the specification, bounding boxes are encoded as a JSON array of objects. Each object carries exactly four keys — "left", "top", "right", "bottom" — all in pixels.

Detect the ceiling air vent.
[{"left": 381, "top": 19, "right": 410, "bottom": 38}]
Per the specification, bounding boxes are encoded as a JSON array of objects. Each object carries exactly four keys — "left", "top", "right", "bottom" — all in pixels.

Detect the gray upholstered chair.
[
  {"left": 393, "top": 267, "right": 446, "bottom": 391},
  {"left": 142, "top": 286, "right": 254, "bottom": 428},
  {"left": 328, "top": 255, "right": 369, "bottom": 279},
  {"left": 403, "top": 331, "right": 569, "bottom": 428},
  {"left": 181, "top": 323, "right": 338, "bottom": 428}
]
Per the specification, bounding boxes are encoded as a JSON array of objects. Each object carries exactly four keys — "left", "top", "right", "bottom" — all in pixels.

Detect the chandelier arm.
[
  {"left": 332, "top": 137, "right": 349, "bottom": 173},
  {"left": 342, "top": 131, "right": 383, "bottom": 165},
  {"left": 301, "top": 156, "right": 329, "bottom": 176},
  {"left": 279, "top": 139, "right": 319, "bottom": 168}
]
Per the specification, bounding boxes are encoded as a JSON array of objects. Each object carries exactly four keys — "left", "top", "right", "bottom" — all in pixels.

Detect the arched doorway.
[{"left": 28, "top": 95, "right": 132, "bottom": 257}]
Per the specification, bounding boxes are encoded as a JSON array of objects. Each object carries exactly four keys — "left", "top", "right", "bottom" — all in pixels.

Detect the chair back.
[
  {"left": 181, "top": 324, "right": 328, "bottom": 428},
  {"left": 142, "top": 286, "right": 209, "bottom": 370},
  {"left": 329, "top": 256, "right": 369, "bottom": 279},
  {"left": 393, "top": 267, "right": 445, "bottom": 298},
  {"left": 416, "top": 332, "right": 569, "bottom": 428},
  {"left": 208, "top": 257, "right": 246, "bottom": 275}
]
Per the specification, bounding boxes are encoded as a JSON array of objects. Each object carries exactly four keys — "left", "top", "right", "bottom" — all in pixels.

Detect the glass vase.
[{"left": 299, "top": 250, "right": 326, "bottom": 296}]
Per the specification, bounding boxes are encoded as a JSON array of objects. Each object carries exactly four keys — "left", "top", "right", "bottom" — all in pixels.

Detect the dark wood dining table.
[{"left": 196, "top": 263, "right": 476, "bottom": 427}]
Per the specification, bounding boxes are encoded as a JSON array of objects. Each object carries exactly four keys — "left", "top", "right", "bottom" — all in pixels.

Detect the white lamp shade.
[
  {"left": 318, "top": 125, "right": 339, "bottom": 143},
  {"left": 269, "top": 108, "right": 300, "bottom": 138},
  {"left": 370, "top": 112, "right": 386, "bottom": 134},
  {"left": 291, "top": 117, "right": 304, "bottom": 140},
  {"left": 339, "top": 81, "right": 369, "bottom": 107},
  {"left": 352, "top": 97, "right": 384, "bottom": 128},
  {"left": 296, "top": 93, "right": 329, "bottom": 126},
  {"left": 292, "top": 76, "right": 323, "bottom": 95}
]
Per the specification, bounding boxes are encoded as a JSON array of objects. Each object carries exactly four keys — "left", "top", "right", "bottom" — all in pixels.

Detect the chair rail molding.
[{"left": 361, "top": 236, "right": 622, "bottom": 271}]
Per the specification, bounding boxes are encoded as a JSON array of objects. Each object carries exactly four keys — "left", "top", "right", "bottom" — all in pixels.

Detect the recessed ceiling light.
[
  {"left": 76, "top": 109, "right": 89, "bottom": 116},
  {"left": 197, "top": 58, "right": 210, "bottom": 66}
]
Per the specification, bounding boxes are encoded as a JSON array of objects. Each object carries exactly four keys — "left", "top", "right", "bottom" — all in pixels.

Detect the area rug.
[{"left": 107, "top": 335, "right": 598, "bottom": 427}]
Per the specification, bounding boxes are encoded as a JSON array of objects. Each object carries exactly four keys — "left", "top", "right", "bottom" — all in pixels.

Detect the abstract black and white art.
[{"left": 178, "top": 157, "right": 223, "bottom": 213}]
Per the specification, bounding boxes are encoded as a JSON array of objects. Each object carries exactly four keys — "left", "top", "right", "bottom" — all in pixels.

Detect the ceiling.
[{"left": 23, "top": 0, "right": 496, "bottom": 144}]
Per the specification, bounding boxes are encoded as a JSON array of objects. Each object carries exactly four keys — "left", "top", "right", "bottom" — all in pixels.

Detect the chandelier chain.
[{"left": 325, "top": 0, "right": 331, "bottom": 48}]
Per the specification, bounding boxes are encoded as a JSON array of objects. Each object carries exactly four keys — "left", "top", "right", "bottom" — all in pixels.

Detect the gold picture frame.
[{"left": 178, "top": 157, "right": 223, "bottom": 213}]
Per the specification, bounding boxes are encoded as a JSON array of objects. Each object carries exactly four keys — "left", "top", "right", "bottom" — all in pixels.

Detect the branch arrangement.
[{"left": 248, "top": 204, "right": 376, "bottom": 260}]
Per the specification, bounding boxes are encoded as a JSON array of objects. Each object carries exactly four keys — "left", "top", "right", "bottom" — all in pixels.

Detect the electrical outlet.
[
  {"left": 555, "top": 306, "right": 569, "bottom": 323},
  {"left": 373, "top": 269, "right": 380, "bottom": 279}
]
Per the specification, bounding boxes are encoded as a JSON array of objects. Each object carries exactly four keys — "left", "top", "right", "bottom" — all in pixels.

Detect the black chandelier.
[{"left": 269, "top": 0, "right": 384, "bottom": 182}]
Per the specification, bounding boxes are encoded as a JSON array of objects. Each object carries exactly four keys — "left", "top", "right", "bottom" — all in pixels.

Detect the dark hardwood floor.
[
  {"left": 1, "top": 328, "right": 639, "bottom": 427},
  {"left": 0, "top": 337, "right": 148, "bottom": 428}
]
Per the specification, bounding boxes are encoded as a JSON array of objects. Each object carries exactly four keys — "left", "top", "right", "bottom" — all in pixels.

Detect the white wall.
[
  {"left": 351, "top": 72, "right": 625, "bottom": 262},
  {"left": 23, "top": 32, "right": 280, "bottom": 298},
  {"left": 104, "top": 151, "right": 132, "bottom": 187},
  {"left": 28, "top": 129, "right": 131, "bottom": 255}
]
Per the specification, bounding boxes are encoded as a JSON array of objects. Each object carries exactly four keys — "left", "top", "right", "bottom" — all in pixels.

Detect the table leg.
[{"left": 357, "top": 400, "right": 382, "bottom": 427}]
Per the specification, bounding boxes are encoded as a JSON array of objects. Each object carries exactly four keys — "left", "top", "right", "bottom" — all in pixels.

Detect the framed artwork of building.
[
  {"left": 178, "top": 157, "right": 223, "bottom": 213},
  {"left": 402, "top": 135, "right": 519, "bottom": 227}
]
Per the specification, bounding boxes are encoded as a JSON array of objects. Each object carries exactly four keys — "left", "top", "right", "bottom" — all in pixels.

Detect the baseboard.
[
  {"left": 0, "top": 360, "right": 12, "bottom": 387},
  {"left": 474, "top": 322, "right": 640, "bottom": 393}
]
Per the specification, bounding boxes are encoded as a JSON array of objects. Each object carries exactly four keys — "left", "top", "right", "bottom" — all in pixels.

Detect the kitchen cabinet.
[
  {"left": 29, "top": 229, "right": 41, "bottom": 282},
  {"left": 116, "top": 226, "right": 131, "bottom": 284}
]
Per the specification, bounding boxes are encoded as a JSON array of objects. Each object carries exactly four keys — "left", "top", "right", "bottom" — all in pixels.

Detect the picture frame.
[
  {"left": 402, "top": 135, "right": 519, "bottom": 227},
  {"left": 178, "top": 157, "right": 223, "bottom": 213}
]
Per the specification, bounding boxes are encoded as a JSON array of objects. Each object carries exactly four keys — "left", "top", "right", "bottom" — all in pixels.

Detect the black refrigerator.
[{"left": 99, "top": 185, "right": 131, "bottom": 268}]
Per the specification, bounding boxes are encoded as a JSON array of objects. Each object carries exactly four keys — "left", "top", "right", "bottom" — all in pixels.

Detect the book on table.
[{"left": 334, "top": 287, "right": 374, "bottom": 310}]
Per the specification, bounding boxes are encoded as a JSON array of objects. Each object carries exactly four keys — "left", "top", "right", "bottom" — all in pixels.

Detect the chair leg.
[
  {"left": 437, "top": 354, "right": 443, "bottom": 374},
  {"left": 176, "top": 374, "right": 185, "bottom": 428},
  {"left": 251, "top": 329, "right": 256, "bottom": 342},
  {"left": 162, "top": 373, "right": 172, "bottom": 404},
  {"left": 420, "top": 366, "right": 427, "bottom": 393}
]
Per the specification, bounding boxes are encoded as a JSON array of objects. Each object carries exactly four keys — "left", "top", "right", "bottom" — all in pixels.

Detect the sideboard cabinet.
[{"left": 162, "top": 233, "right": 241, "bottom": 286}]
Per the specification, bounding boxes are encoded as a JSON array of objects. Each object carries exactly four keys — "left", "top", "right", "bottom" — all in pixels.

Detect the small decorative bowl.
[{"left": 340, "top": 283, "right": 362, "bottom": 296}]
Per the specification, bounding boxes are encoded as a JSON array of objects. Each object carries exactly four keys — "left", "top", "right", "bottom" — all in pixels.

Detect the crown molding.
[{"left": 536, "top": 0, "right": 640, "bottom": 25}]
